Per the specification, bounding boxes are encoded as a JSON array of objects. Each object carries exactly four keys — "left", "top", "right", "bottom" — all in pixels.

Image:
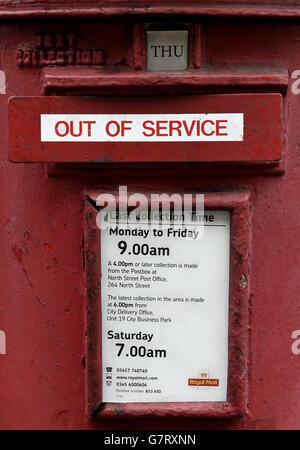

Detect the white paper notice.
[{"left": 101, "top": 211, "right": 230, "bottom": 403}]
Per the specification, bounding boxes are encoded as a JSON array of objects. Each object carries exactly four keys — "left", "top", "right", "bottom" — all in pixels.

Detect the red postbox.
[{"left": 1, "top": 0, "right": 300, "bottom": 432}]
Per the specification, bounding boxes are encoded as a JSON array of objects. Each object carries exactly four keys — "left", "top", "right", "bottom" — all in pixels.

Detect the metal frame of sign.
[
  {"left": 83, "top": 189, "right": 251, "bottom": 419},
  {"left": 9, "top": 94, "right": 282, "bottom": 164}
]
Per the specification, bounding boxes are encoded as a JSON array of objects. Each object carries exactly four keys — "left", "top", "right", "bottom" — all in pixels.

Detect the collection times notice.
[{"left": 101, "top": 211, "right": 230, "bottom": 403}]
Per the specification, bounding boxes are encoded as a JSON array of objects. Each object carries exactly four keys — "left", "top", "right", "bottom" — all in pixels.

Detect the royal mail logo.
[{"left": 188, "top": 378, "right": 219, "bottom": 387}]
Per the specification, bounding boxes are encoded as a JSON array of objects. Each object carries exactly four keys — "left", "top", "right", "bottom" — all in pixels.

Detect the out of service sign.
[
  {"left": 9, "top": 94, "right": 282, "bottom": 162},
  {"left": 41, "top": 113, "right": 243, "bottom": 142},
  {"left": 101, "top": 211, "right": 230, "bottom": 402}
]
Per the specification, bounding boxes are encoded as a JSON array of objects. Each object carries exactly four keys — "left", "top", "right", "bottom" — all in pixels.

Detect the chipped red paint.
[
  {"left": 43, "top": 243, "right": 53, "bottom": 252},
  {"left": 1, "top": 1, "right": 300, "bottom": 431}
]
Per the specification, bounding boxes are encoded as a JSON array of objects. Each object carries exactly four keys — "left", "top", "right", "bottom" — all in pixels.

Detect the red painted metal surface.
[
  {"left": 9, "top": 94, "right": 282, "bottom": 163},
  {"left": 42, "top": 66, "right": 289, "bottom": 95},
  {"left": 1, "top": 3, "right": 300, "bottom": 431},
  {"left": 1, "top": 1, "right": 300, "bottom": 21}
]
